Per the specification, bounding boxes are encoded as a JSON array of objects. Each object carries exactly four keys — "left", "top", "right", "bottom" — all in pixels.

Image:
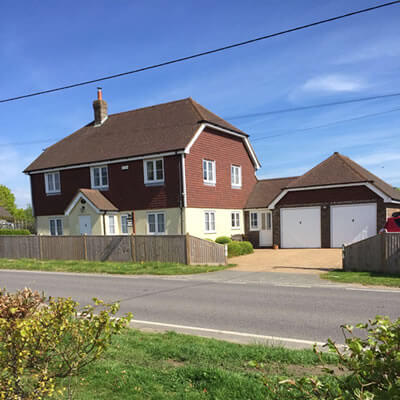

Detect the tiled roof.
[{"left": 79, "top": 189, "right": 118, "bottom": 212}]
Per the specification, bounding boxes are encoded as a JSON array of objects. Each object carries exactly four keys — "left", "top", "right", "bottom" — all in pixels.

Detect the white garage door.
[
  {"left": 281, "top": 207, "right": 321, "bottom": 248},
  {"left": 331, "top": 203, "right": 377, "bottom": 248}
]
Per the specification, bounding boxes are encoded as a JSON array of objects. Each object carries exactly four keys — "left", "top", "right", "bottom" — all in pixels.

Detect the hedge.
[
  {"left": 215, "top": 236, "right": 232, "bottom": 244},
  {"left": 228, "top": 241, "right": 254, "bottom": 257},
  {"left": 0, "top": 229, "right": 31, "bottom": 236}
]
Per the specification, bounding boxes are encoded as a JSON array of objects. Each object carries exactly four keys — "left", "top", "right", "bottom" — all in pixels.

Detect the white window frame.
[
  {"left": 44, "top": 171, "right": 61, "bottom": 194},
  {"left": 90, "top": 166, "right": 109, "bottom": 190},
  {"left": 108, "top": 215, "right": 116, "bottom": 235},
  {"left": 250, "top": 212, "right": 259, "bottom": 231},
  {"left": 144, "top": 158, "right": 164, "bottom": 185},
  {"left": 204, "top": 210, "right": 216, "bottom": 233},
  {"left": 147, "top": 212, "right": 166, "bottom": 235},
  {"left": 49, "top": 218, "right": 63, "bottom": 236},
  {"left": 231, "top": 165, "right": 242, "bottom": 189},
  {"left": 231, "top": 211, "right": 240, "bottom": 229},
  {"left": 203, "top": 159, "right": 216, "bottom": 185},
  {"left": 120, "top": 214, "right": 129, "bottom": 235}
]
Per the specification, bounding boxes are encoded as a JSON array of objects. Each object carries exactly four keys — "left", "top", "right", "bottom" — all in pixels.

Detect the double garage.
[{"left": 280, "top": 203, "right": 377, "bottom": 248}]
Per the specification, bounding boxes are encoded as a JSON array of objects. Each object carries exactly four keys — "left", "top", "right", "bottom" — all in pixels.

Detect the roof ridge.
[{"left": 188, "top": 98, "right": 204, "bottom": 121}]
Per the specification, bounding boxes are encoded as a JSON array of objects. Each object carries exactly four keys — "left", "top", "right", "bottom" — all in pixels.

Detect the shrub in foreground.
[
  {"left": 0, "top": 288, "right": 132, "bottom": 399},
  {"left": 228, "top": 241, "right": 254, "bottom": 257},
  {"left": 269, "top": 316, "right": 400, "bottom": 399},
  {"left": 0, "top": 229, "right": 31, "bottom": 235},
  {"left": 215, "top": 236, "right": 232, "bottom": 245}
]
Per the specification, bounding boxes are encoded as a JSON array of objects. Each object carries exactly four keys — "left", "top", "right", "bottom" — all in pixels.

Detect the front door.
[
  {"left": 259, "top": 211, "right": 273, "bottom": 247},
  {"left": 79, "top": 216, "right": 92, "bottom": 235}
]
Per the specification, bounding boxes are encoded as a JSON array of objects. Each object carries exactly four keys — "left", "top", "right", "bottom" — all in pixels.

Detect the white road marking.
[
  {"left": 345, "top": 287, "right": 400, "bottom": 293},
  {"left": 131, "top": 319, "right": 326, "bottom": 346},
  {"left": 273, "top": 284, "right": 312, "bottom": 288}
]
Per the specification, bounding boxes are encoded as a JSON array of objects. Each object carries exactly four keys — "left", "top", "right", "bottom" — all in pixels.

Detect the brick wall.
[{"left": 185, "top": 127, "right": 257, "bottom": 209}]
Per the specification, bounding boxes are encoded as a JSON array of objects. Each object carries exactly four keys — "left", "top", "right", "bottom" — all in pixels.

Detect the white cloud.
[{"left": 301, "top": 74, "right": 366, "bottom": 93}]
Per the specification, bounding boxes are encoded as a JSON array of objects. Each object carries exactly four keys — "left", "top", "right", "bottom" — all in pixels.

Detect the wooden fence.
[
  {"left": 343, "top": 233, "right": 400, "bottom": 275},
  {"left": 0, "top": 234, "right": 226, "bottom": 265}
]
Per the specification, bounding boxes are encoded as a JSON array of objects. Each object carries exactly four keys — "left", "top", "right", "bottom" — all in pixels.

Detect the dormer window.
[
  {"left": 45, "top": 172, "right": 61, "bottom": 194},
  {"left": 144, "top": 158, "right": 164, "bottom": 185},
  {"left": 91, "top": 166, "right": 108, "bottom": 190}
]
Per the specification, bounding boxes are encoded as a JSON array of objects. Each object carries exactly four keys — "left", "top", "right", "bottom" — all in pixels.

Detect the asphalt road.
[{"left": 1, "top": 269, "right": 399, "bottom": 348}]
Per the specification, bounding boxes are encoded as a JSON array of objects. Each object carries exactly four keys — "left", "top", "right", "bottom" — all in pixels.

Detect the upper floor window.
[
  {"left": 203, "top": 160, "right": 216, "bottom": 185},
  {"left": 91, "top": 166, "right": 108, "bottom": 190},
  {"left": 147, "top": 212, "right": 165, "bottom": 234},
  {"left": 49, "top": 218, "right": 63, "bottom": 236},
  {"left": 204, "top": 211, "right": 216, "bottom": 233},
  {"left": 231, "top": 212, "right": 240, "bottom": 229},
  {"left": 231, "top": 165, "right": 242, "bottom": 188},
  {"left": 144, "top": 158, "right": 164, "bottom": 184},
  {"left": 250, "top": 212, "right": 259, "bottom": 231},
  {"left": 45, "top": 172, "right": 61, "bottom": 194}
]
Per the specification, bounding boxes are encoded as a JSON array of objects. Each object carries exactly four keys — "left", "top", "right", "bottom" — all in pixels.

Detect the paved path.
[
  {"left": 230, "top": 249, "right": 342, "bottom": 273},
  {"left": 1, "top": 268, "right": 398, "bottom": 348}
]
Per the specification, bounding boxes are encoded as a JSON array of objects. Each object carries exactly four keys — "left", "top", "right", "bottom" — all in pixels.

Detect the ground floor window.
[
  {"left": 231, "top": 212, "right": 240, "bottom": 229},
  {"left": 121, "top": 214, "right": 129, "bottom": 234},
  {"left": 204, "top": 211, "right": 216, "bottom": 233},
  {"left": 147, "top": 212, "right": 165, "bottom": 234},
  {"left": 250, "top": 212, "right": 259, "bottom": 230},
  {"left": 49, "top": 218, "right": 63, "bottom": 236},
  {"left": 108, "top": 215, "right": 116, "bottom": 234}
]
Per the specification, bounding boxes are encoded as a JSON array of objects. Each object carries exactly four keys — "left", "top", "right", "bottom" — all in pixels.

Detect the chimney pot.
[{"left": 93, "top": 89, "right": 108, "bottom": 126}]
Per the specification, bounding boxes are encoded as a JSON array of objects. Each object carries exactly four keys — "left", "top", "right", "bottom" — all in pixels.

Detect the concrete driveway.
[{"left": 229, "top": 249, "right": 342, "bottom": 274}]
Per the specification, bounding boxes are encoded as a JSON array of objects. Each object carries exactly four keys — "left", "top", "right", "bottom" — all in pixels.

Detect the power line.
[
  {"left": 251, "top": 106, "right": 400, "bottom": 142},
  {"left": 227, "top": 92, "right": 400, "bottom": 119},
  {"left": 1, "top": 1, "right": 399, "bottom": 104}
]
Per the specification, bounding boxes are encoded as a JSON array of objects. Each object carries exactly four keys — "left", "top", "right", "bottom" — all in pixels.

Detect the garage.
[
  {"left": 280, "top": 206, "right": 321, "bottom": 248},
  {"left": 331, "top": 203, "right": 377, "bottom": 248}
]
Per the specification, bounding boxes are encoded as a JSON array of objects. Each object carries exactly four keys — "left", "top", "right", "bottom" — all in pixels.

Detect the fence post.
[
  {"left": 38, "top": 234, "right": 43, "bottom": 260},
  {"left": 185, "top": 233, "right": 191, "bottom": 265},
  {"left": 380, "top": 233, "right": 386, "bottom": 273},
  {"left": 130, "top": 235, "right": 136, "bottom": 262},
  {"left": 83, "top": 235, "right": 88, "bottom": 261}
]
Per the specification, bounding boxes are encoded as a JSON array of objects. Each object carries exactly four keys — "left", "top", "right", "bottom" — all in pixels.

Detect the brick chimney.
[{"left": 93, "top": 87, "right": 108, "bottom": 126}]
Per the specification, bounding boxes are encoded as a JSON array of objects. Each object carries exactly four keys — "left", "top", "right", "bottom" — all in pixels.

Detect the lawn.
[
  {"left": 0, "top": 258, "right": 229, "bottom": 275},
  {"left": 61, "top": 329, "right": 337, "bottom": 399},
  {"left": 322, "top": 270, "right": 400, "bottom": 287}
]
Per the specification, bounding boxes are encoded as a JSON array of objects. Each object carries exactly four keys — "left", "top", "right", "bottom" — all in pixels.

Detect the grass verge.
[
  {"left": 0, "top": 258, "right": 229, "bottom": 275},
  {"left": 321, "top": 270, "right": 400, "bottom": 287},
  {"left": 61, "top": 329, "right": 337, "bottom": 399}
]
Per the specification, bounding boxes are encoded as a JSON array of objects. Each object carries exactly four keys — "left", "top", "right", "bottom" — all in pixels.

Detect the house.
[
  {"left": 245, "top": 152, "right": 400, "bottom": 248},
  {"left": 24, "top": 90, "right": 260, "bottom": 238}
]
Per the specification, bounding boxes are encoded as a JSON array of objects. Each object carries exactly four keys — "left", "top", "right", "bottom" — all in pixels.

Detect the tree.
[{"left": 0, "top": 184, "right": 17, "bottom": 216}]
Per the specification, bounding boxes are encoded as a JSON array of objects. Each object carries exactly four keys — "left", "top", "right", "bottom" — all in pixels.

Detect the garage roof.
[{"left": 286, "top": 152, "right": 400, "bottom": 201}]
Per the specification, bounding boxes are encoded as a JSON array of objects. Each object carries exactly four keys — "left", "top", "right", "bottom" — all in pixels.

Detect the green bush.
[
  {"left": 215, "top": 236, "right": 232, "bottom": 244},
  {"left": 0, "top": 229, "right": 31, "bottom": 235},
  {"left": 0, "top": 288, "right": 131, "bottom": 399},
  {"left": 228, "top": 241, "right": 254, "bottom": 257},
  {"left": 274, "top": 316, "right": 400, "bottom": 399}
]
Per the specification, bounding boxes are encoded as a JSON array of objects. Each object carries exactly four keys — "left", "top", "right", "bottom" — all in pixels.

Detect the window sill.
[
  {"left": 46, "top": 192, "right": 61, "bottom": 196},
  {"left": 144, "top": 182, "right": 165, "bottom": 187},
  {"left": 231, "top": 185, "right": 242, "bottom": 190},
  {"left": 232, "top": 227, "right": 241, "bottom": 230},
  {"left": 92, "top": 186, "right": 109, "bottom": 191},
  {"left": 249, "top": 228, "right": 260, "bottom": 231},
  {"left": 203, "top": 182, "right": 216, "bottom": 187},
  {"left": 204, "top": 231, "right": 216, "bottom": 234}
]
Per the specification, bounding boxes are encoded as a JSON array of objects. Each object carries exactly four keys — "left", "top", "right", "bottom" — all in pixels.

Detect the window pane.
[
  {"left": 148, "top": 214, "right": 156, "bottom": 233},
  {"left": 101, "top": 167, "right": 108, "bottom": 187},
  {"left": 235, "top": 213, "right": 240, "bottom": 227},
  {"left": 157, "top": 213, "right": 165, "bottom": 233},
  {"left": 108, "top": 216, "right": 115, "bottom": 234},
  {"left": 54, "top": 173, "right": 60, "bottom": 191},
  {"left": 205, "top": 212, "right": 210, "bottom": 231},
  {"left": 121, "top": 216, "right": 128, "bottom": 234},
  {"left": 267, "top": 213, "right": 272, "bottom": 230},
  {"left": 203, "top": 161, "right": 207, "bottom": 181},
  {"left": 231, "top": 213, "right": 235, "bottom": 227},
  {"left": 50, "top": 220, "right": 56, "bottom": 236},
  {"left": 56, "top": 219, "right": 63, "bottom": 235},
  {"left": 147, "top": 161, "right": 154, "bottom": 181},
  {"left": 210, "top": 212, "right": 215, "bottom": 231},
  {"left": 156, "top": 160, "right": 163, "bottom": 180},
  {"left": 94, "top": 168, "right": 100, "bottom": 187},
  {"left": 208, "top": 162, "right": 214, "bottom": 181},
  {"left": 47, "top": 174, "right": 54, "bottom": 192}
]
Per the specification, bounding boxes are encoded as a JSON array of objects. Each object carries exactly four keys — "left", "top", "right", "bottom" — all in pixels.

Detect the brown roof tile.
[
  {"left": 79, "top": 189, "right": 118, "bottom": 212},
  {"left": 25, "top": 98, "right": 246, "bottom": 172},
  {"left": 246, "top": 177, "right": 298, "bottom": 208},
  {"left": 286, "top": 152, "right": 400, "bottom": 201}
]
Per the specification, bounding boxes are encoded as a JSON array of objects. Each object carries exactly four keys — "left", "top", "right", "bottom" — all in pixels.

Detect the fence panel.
[
  {"left": 86, "top": 236, "right": 132, "bottom": 262},
  {"left": 343, "top": 233, "right": 400, "bottom": 275},
  {"left": 134, "top": 235, "right": 186, "bottom": 264},
  {"left": 41, "top": 236, "right": 85, "bottom": 260},
  {"left": 188, "top": 236, "right": 226, "bottom": 265},
  {"left": 0, "top": 236, "right": 39, "bottom": 259}
]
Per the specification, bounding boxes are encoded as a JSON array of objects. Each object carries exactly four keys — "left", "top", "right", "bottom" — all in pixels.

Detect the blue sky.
[{"left": 1, "top": 0, "right": 400, "bottom": 207}]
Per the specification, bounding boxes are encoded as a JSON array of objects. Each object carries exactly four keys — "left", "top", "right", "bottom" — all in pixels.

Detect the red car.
[{"left": 380, "top": 212, "right": 400, "bottom": 233}]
